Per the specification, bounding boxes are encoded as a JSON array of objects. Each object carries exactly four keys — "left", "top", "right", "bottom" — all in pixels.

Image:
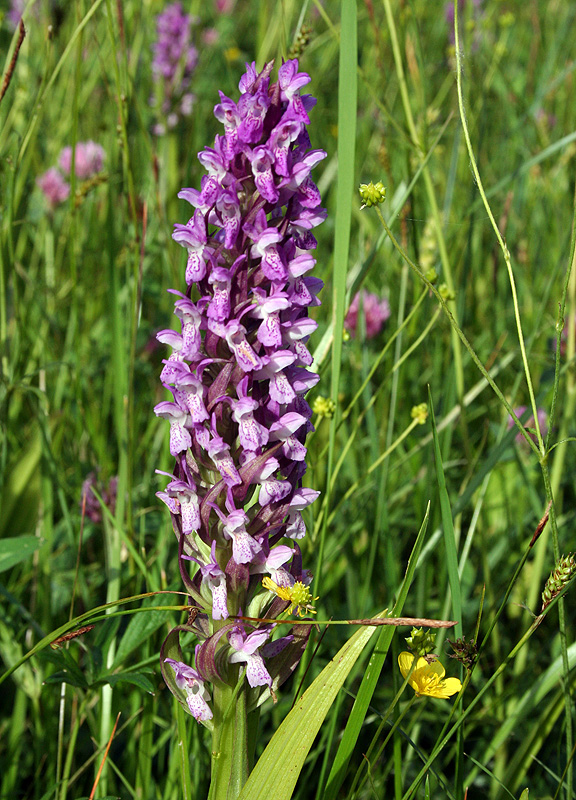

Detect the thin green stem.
[
  {"left": 350, "top": 694, "right": 418, "bottom": 800},
  {"left": 382, "top": 0, "right": 464, "bottom": 402},
  {"left": 453, "top": 5, "right": 576, "bottom": 792},
  {"left": 176, "top": 703, "right": 193, "bottom": 800},
  {"left": 453, "top": 1, "right": 543, "bottom": 456},
  {"left": 16, "top": 0, "right": 105, "bottom": 165},
  {"left": 341, "top": 285, "right": 428, "bottom": 423},
  {"left": 59, "top": 693, "right": 90, "bottom": 800},
  {"left": 320, "top": 417, "right": 421, "bottom": 533},
  {"left": 374, "top": 207, "right": 539, "bottom": 454},
  {"left": 313, "top": 301, "right": 439, "bottom": 537}
]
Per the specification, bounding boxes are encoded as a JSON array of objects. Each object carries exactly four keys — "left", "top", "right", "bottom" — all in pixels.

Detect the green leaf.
[
  {"left": 429, "top": 387, "right": 462, "bottom": 638},
  {"left": 324, "top": 505, "right": 430, "bottom": 799},
  {"left": 315, "top": 0, "right": 358, "bottom": 593},
  {"left": 103, "top": 671, "right": 155, "bottom": 694},
  {"left": 111, "top": 593, "right": 175, "bottom": 670},
  {"left": 237, "top": 611, "right": 386, "bottom": 800},
  {"left": 0, "top": 429, "right": 42, "bottom": 539},
  {"left": 0, "top": 536, "right": 41, "bottom": 574},
  {"left": 39, "top": 647, "right": 89, "bottom": 689},
  {"left": 43, "top": 670, "right": 90, "bottom": 690}
]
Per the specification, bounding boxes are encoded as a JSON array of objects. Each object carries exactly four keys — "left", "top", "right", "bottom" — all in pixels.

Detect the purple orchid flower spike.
[
  {"left": 151, "top": 3, "right": 198, "bottom": 134},
  {"left": 155, "top": 60, "right": 324, "bottom": 743}
]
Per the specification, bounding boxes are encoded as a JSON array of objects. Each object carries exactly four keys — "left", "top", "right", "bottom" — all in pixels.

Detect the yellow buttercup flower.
[{"left": 398, "top": 652, "right": 462, "bottom": 699}]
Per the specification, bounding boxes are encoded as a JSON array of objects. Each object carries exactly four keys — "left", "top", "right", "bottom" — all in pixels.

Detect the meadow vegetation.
[{"left": 1, "top": 1, "right": 576, "bottom": 798}]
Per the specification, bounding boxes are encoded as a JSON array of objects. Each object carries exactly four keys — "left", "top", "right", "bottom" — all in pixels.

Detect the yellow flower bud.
[{"left": 411, "top": 403, "right": 428, "bottom": 425}]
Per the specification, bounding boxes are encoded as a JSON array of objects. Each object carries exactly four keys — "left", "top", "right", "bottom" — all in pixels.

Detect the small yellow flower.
[
  {"left": 411, "top": 403, "right": 428, "bottom": 425},
  {"left": 262, "top": 577, "right": 318, "bottom": 617},
  {"left": 398, "top": 652, "right": 462, "bottom": 699},
  {"left": 499, "top": 11, "right": 515, "bottom": 27},
  {"left": 312, "top": 395, "right": 336, "bottom": 419},
  {"left": 224, "top": 46, "right": 241, "bottom": 63}
]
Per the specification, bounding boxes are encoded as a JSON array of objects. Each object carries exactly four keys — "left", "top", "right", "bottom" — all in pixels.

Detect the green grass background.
[{"left": 1, "top": 0, "right": 576, "bottom": 798}]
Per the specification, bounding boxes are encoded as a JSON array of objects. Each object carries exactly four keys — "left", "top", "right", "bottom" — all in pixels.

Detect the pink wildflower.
[
  {"left": 7, "top": 0, "right": 24, "bottom": 28},
  {"left": 59, "top": 141, "right": 105, "bottom": 179},
  {"left": 37, "top": 168, "right": 70, "bottom": 208},
  {"left": 81, "top": 473, "right": 118, "bottom": 523},
  {"left": 345, "top": 290, "right": 390, "bottom": 339},
  {"left": 214, "top": 0, "right": 237, "bottom": 12},
  {"left": 508, "top": 406, "right": 548, "bottom": 446}
]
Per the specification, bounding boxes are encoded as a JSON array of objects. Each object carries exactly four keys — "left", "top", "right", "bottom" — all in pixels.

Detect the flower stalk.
[{"left": 209, "top": 672, "right": 249, "bottom": 800}]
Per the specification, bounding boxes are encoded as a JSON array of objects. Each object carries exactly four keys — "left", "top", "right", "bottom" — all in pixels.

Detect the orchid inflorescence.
[
  {"left": 154, "top": 59, "right": 325, "bottom": 723},
  {"left": 151, "top": 2, "right": 198, "bottom": 135}
]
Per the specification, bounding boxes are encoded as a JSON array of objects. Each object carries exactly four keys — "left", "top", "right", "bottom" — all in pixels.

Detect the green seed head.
[
  {"left": 411, "top": 403, "right": 428, "bottom": 425},
  {"left": 439, "top": 283, "right": 456, "bottom": 301},
  {"left": 359, "top": 181, "right": 386, "bottom": 209},
  {"left": 541, "top": 553, "right": 576, "bottom": 611},
  {"left": 405, "top": 627, "right": 436, "bottom": 656}
]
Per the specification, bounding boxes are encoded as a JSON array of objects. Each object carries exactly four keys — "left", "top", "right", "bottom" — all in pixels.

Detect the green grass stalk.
[
  {"left": 313, "top": 0, "right": 357, "bottom": 600},
  {"left": 323, "top": 505, "right": 430, "bottom": 800},
  {"left": 382, "top": 0, "right": 464, "bottom": 403}
]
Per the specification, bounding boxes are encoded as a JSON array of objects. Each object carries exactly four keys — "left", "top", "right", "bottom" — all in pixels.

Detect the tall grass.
[{"left": 1, "top": 1, "right": 576, "bottom": 798}]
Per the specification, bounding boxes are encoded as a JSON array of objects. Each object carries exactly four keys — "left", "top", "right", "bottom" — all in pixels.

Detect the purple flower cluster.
[
  {"left": 507, "top": 406, "right": 548, "bottom": 447},
  {"left": 151, "top": 2, "right": 198, "bottom": 135},
  {"left": 7, "top": 0, "right": 24, "bottom": 29},
  {"left": 59, "top": 141, "right": 105, "bottom": 179},
  {"left": 81, "top": 472, "right": 118, "bottom": 524},
  {"left": 37, "top": 141, "right": 106, "bottom": 209},
  {"left": 345, "top": 290, "right": 390, "bottom": 339},
  {"left": 155, "top": 59, "right": 325, "bottom": 722},
  {"left": 37, "top": 168, "right": 70, "bottom": 209}
]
